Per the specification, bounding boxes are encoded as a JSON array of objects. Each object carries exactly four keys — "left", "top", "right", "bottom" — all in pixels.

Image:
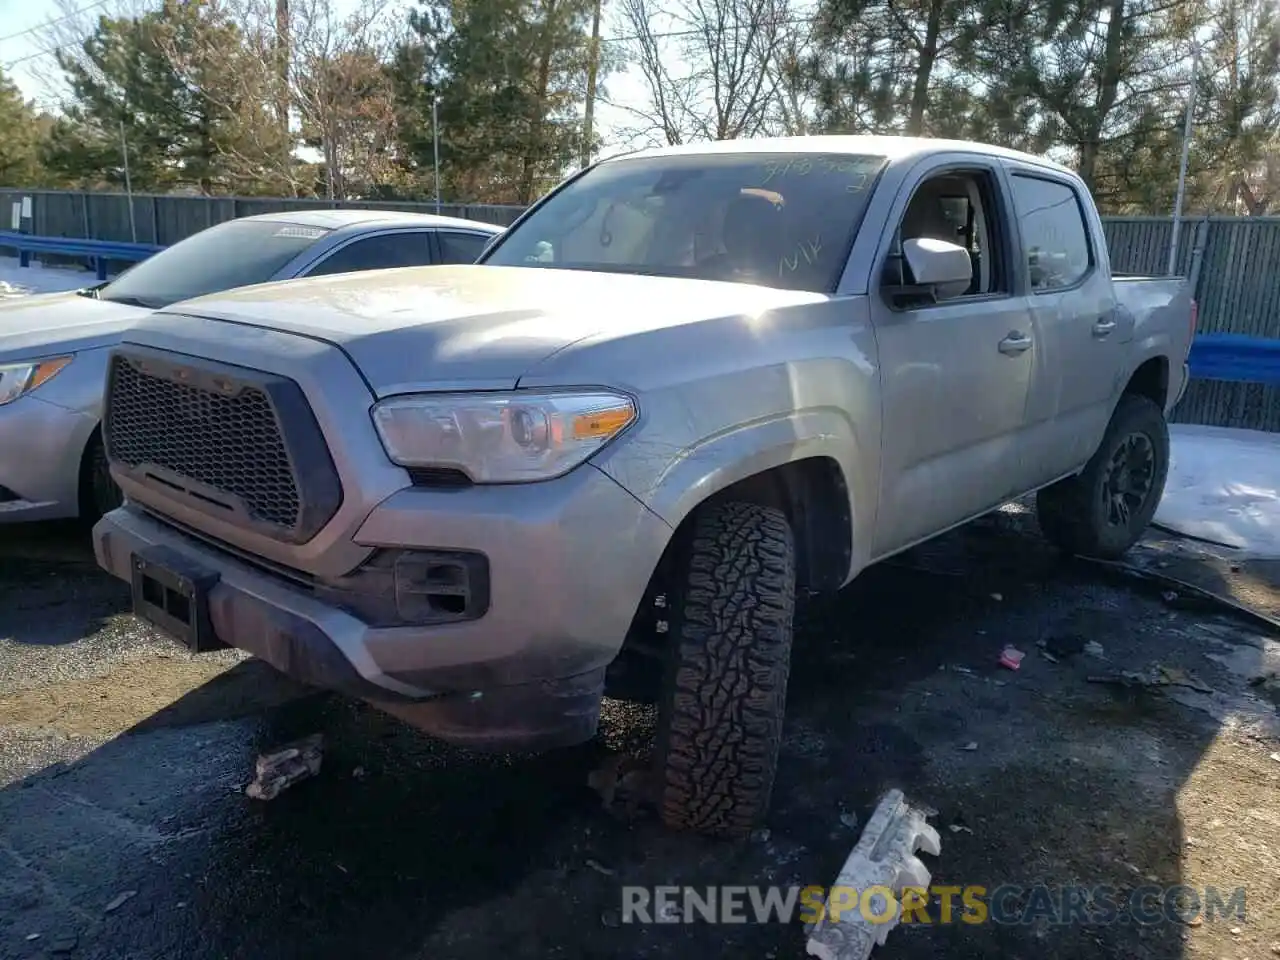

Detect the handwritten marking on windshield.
[
  {"left": 762, "top": 157, "right": 876, "bottom": 188},
  {"left": 763, "top": 158, "right": 813, "bottom": 182},
  {"left": 779, "top": 235, "right": 823, "bottom": 274}
]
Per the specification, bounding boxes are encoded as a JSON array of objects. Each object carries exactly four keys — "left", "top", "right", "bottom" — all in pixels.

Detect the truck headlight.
[
  {"left": 371, "top": 390, "right": 637, "bottom": 483},
  {"left": 0, "top": 356, "right": 73, "bottom": 406}
]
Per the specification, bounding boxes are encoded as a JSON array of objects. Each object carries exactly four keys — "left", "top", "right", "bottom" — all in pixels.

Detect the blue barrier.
[
  {"left": 1187, "top": 333, "right": 1280, "bottom": 387},
  {"left": 0, "top": 230, "right": 163, "bottom": 281}
]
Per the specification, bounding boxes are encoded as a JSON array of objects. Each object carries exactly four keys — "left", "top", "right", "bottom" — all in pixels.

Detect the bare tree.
[
  {"left": 764, "top": 25, "right": 815, "bottom": 134},
  {"left": 148, "top": 0, "right": 304, "bottom": 195},
  {"left": 287, "top": 0, "right": 402, "bottom": 198},
  {"left": 26, "top": 0, "right": 153, "bottom": 105},
  {"left": 150, "top": 0, "right": 403, "bottom": 198},
  {"left": 605, "top": 0, "right": 791, "bottom": 146}
]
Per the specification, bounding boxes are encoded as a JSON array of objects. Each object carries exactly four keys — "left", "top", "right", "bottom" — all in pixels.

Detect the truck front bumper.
[{"left": 93, "top": 463, "right": 673, "bottom": 750}]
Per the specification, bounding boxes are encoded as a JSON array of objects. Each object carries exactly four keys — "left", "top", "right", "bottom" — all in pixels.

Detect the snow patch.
[
  {"left": 0, "top": 256, "right": 95, "bottom": 299},
  {"left": 1155, "top": 424, "right": 1280, "bottom": 558}
]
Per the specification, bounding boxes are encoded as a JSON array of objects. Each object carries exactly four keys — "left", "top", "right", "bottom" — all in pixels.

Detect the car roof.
[
  {"left": 605, "top": 135, "right": 1075, "bottom": 177},
  {"left": 236, "top": 208, "right": 505, "bottom": 233}
]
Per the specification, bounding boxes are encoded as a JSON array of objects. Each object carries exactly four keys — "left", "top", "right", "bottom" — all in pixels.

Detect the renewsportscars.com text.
[{"left": 620, "top": 884, "right": 1247, "bottom": 926}]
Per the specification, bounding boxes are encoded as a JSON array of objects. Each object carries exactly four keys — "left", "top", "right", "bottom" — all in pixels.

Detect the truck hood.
[
  {"left": 162, "top": 265, "right": 828, "bottom": 395},
  {"left": 0, "top": 291, "right": 153, "bottom": 361}
]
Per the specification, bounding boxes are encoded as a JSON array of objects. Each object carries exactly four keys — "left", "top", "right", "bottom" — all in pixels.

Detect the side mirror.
[{"left": 884, "top": 238, "right": 973, "bottom": 305}]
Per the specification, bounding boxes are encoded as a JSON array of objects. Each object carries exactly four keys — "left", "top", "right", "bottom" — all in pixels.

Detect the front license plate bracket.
[{"left": 131, "top": 546, "right": 225, "bottom": 652}]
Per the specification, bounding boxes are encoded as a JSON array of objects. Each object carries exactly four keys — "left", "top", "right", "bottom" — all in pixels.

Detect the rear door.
[
  {"left": 1005, "top": 169, "right": 1125, "bottom": 479},
  {"left": 433, "top": 230, "right": 496, "bottom": 264},
  {"left": 869, "top": 157, "right": 1037, "bottom": 558},
  {"left": 301, "top": 230, "right": 435, "bottom": 276}
]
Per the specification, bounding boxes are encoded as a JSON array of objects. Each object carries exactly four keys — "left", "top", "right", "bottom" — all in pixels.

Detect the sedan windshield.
[
  {"left": 482, "top": 152, "right": 886, "bottom": 293},
  {"left": 98, "top": 219, "right": 332, "bottom": 308}
]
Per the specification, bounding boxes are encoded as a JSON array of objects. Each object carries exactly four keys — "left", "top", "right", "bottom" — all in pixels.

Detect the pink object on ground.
[{"left": 999, "top": 646, "right": 1025, "bottom": 671}]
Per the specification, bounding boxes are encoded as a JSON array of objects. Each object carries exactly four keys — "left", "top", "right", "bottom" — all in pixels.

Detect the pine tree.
[
  {"left": 391, "top": 0, "right": 594, "bottom": 203},
  {"left": 0, "top": 68, "right": 48, "bottom": 187},
  {"left": 966, "top": 0, "right": 1192, "bottom": 202},
  {"left": 43, "top": 1, "right": 265, "bottom": 193},
  {"left": 1193, "top": 0, "right": 1280, "bottom": 213}
]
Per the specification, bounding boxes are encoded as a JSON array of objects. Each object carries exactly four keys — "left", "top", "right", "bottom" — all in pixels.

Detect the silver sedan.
[{"left": 0, "top": 208, "right": 504, "bottom": 523}]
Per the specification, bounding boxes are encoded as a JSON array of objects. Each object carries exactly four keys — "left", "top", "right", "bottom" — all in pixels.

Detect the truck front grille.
[{"left": 104, "top": 349, "right": 342, "bottom": 543}]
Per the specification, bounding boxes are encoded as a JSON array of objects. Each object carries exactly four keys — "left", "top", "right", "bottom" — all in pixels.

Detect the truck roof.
[{"left": 610, "top": 135, "right": 1074, "bottom": 177}]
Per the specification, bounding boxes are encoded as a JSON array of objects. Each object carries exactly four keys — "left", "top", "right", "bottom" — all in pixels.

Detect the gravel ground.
[{"left": 0, "top": 509, "right": 1277, "bottom": 960}]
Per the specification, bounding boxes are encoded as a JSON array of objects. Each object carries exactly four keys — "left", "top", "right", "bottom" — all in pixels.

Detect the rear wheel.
[
  {"left": 80, "top": 430, "right": 123, "bottom": 522},
  {"left": 653, "top": 499, "right": 796, "bottom": 838},
  {"left": 1036, "top": 394, "right": 1169, "bottom": 560}
]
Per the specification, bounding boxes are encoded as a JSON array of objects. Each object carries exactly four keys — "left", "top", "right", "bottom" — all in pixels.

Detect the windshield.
[
  {"left": 99, "top": 219, "right": 332, "bottom": 308},
  {"left": 482, "top": 152, "right": 886, "bottom": 293}
]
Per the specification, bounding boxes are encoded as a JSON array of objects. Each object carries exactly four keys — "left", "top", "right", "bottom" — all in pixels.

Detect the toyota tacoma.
[{"left": 93, "top": 136, "right": 1195, "bottom": 837}]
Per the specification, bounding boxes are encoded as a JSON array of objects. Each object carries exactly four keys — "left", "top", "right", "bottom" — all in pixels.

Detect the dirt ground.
[{"left": 0, "top": 508, "right": 1277, "bottom": 960}]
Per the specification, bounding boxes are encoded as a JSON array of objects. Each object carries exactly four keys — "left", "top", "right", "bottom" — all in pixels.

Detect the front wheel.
[
  {"left": 653, "top": 500, "right": 796, "bottom": 839},
  {"left": 80, "top": 431, "right": 123, "bottom": 522},
  {"left": 1036, "top": 394, "right": 1170, "bottom": 560}
]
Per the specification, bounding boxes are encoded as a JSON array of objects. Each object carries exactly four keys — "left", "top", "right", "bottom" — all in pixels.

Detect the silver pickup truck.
[{"left": 92, "top": 136, "right": 1194, "bottom": 838}]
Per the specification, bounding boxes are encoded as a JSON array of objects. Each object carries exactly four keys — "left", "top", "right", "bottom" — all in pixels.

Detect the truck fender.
[
  {"left": 604, "top": 408, "right": 871, "bottom": 585},
  {"left": 1117, "top": 346, "right": 1174, "bottom": 412}
]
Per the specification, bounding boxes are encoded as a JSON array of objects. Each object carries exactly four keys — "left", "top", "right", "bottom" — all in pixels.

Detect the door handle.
[
  {"left": 1092, "top": 317, "right": 1117, "bottom": 337},
  {"left": 998, "top": 332, "right": 1033, "bottom": 355}
]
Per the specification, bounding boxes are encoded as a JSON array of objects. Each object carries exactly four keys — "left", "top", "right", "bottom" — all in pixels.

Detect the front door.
[{"left": 870, "top": 164, "right": 1036, "bottom": 558}]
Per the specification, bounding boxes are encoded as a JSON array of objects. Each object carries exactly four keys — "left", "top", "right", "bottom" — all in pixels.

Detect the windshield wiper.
[
  {"left": 99, "top": 294, "right": 161, "bottom": 309},
  {"left": 76, "top": 282, "right": 108, "bottom": 299}
]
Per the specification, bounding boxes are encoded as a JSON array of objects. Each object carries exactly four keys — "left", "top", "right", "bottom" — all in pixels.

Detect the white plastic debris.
[
  {"left": 245, "top": 734, "right": 324, "bottom": 800},
  {"left": 104, "top": 890, "right": 137, "bottom": 913},
  {"left": 804, "top": 789, "right": 941, "bottom": 960}
]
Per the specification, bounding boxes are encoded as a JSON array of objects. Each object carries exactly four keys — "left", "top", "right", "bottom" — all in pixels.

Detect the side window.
[
  {"left": 891, "top": 170, "right": 1004, "bottom": 299},
  {"left": 306, "top": 233, "right": 433, "bottom": 277},
  {"left": 1009, "top": 175, "right": 1092, "bottom": 291},
  {"left": 436, "top": 231, "right": 492, "bottom": 264}
]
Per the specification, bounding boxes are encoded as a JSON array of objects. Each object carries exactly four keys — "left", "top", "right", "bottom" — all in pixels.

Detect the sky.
[
  {"left": 0, "top": 0, "right": 651, "bottom": 154},
  {"left": 0, "top": 0, "right": 71, "bottom": 101}
]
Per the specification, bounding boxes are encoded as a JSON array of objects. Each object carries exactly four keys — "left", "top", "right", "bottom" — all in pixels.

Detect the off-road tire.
[
  {"left": 79, "top": 430, "right": 123, "bottom": 522},
  {"left": 654, "top": 500, "right": 796, "bottom": 839},
  {"left": 1036, "top": 394, "right": 1170, "bottom": 560}
]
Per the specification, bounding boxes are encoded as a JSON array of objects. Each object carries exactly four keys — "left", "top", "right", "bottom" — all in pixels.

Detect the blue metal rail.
[
  {"left": 1187, "top": 334, "right": 1280, "bottom": 387},
  {"left": 0, "top": 230, "right": 163, "bottom": 281}
]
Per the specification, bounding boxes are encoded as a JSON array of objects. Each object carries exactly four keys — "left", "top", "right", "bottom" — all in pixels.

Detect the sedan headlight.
[
  {"left": 371, "top": 390, "right": 637, "bottom": 483},
  {"left": 0, "top": 356, "right": 73, "bottom": 406}
]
